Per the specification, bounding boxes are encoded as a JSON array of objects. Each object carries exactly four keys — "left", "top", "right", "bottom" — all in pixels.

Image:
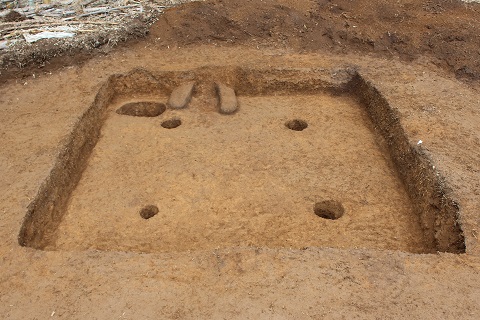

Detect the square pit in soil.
[{"left": 52, "top": 92, "right": 431, "bottom": 254}]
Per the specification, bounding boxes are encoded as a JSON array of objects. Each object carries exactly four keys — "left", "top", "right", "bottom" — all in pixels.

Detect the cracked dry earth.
[{"left": 1, "top": 1, "right": 480, "bottom": 320}]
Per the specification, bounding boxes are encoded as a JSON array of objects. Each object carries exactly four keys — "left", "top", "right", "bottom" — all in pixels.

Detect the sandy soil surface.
[
  {"left": 55, "top": 93, "right": 428, "bottom": 253},
  {"left": 1, "top": 0, "right": 480, "bottom": 319}
]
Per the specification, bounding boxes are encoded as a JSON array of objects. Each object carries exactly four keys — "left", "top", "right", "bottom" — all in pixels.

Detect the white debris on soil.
[
  {"left": 0, "top": 0, "right": 198, "bottom": 51},
  {"left": 24, "top": 30, "right": 75, "bottom": 42}
]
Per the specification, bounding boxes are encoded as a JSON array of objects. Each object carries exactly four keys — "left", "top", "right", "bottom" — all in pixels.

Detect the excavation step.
[
  {"left": 116, "top": 102, "right": 166, "bottom": 117},
  {"left": 168, "top": 82, "right": 195, "bottom": 109},
  {"left": 216, "top": 83, "right": 238, "bottom": 114}
]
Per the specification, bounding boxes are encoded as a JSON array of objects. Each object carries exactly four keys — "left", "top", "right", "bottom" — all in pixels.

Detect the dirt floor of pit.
[
  {"left": 1, "top": 0, "right": 480, "bottom": 319},
  {"left": 53, "top": 93, "right": 429, "bottom": 254}
]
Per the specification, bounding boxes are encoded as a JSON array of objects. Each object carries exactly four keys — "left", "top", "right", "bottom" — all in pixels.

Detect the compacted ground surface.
[
  {"left": 55, "top": 93, "right": 427, "bottom": 253},
  {"left": 1, "top": 0, "right": 480, "bottom": 319}
]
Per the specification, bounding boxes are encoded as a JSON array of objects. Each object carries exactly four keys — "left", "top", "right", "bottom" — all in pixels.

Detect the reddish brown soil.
[
  {"left": 151, "top": 0, "right": 480, "bottom": 82},
  {"left": 4, "top": 0, "right": 480, "bottom": 85},
  {"left": 1, "top": 0, "right": 480, "bottom": 319}
]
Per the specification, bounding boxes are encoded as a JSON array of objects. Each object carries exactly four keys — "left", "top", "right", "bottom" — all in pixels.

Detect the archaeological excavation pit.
[{"left": 18, "top": 67, "right": 465, "bottom": 254}]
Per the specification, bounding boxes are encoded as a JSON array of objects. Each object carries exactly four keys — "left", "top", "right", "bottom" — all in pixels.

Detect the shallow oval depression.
[
  {"left": 314, "top": 200, "right": 345, "bottom": 220},
  {"left": 286, "top": 119, "right": 308, "bottom": 131},
  {"left": 161, "top": 118, "right": 182, "bottom": 129},
  {"left": 116, "top": 102, "right": 166, "bottom": 117},
  {"left": 140, "top": 205, "right": 159, "bottom": 220}
]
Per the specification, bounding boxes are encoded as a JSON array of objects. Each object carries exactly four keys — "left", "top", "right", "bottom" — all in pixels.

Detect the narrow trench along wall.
[
  {"left": 18, "top": 76, "right": 118, "bottom": 249},
  {"left": 349, "top": 75, "right": 465, "bottom": 253},
  {"left": 17, "top": 67, "right": 466, "bottom": 253}
]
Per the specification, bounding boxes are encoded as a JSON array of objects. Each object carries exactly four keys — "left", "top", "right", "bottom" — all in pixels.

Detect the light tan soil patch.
[{"left": 54, "top": 92, "right": 428, "bottom": 253}]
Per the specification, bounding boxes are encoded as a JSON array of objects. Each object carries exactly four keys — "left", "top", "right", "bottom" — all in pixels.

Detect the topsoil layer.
[
  {"left": 151, "top": 0, "right": 480, "bottom": 82},
  {"left": 3, "top": 0, "right": 480, "bottom": 85}
]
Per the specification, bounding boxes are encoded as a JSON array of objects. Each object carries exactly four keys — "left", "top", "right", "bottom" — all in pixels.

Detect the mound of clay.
[
  {"left": 168, "top": 82, "right": 195, "bottom": 109},
  {"left": 116, "top": 102, "right": 166, "bottom": 117},
  {"left": 216, "top": 83, "right": 238, "bottom": 114}
]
